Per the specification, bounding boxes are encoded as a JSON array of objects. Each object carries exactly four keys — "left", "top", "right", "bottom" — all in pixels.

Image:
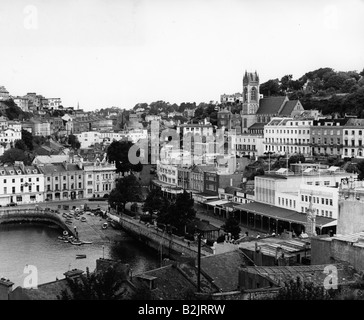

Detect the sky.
[{"left": 0, "top": 0, "right": 363, "bottom": 111}]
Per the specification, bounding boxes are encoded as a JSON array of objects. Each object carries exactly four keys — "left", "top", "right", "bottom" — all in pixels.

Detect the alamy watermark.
[
  {"left": 23, "top": 264, "right": 38, "bottom": 289},
  {"left": 128, "top": 120, "right": 237, "bottom": 166}
]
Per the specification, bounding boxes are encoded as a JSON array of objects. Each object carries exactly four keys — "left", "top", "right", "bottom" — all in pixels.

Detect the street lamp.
[{"left": 196, "top": 231, "right": 207, "bottom": 293}]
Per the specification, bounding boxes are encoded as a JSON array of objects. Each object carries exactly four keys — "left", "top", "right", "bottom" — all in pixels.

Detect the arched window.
[
  {"left": 251, "top": 87, "right": 257, "bottom": 101},
  {"left": 244, "top": 87, "right": 248, "bottom": 102}
]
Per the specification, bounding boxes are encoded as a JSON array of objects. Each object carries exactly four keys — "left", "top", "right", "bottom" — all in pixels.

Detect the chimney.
[{"left": 0, "top": 278, "right": 14, "bottom": 300}]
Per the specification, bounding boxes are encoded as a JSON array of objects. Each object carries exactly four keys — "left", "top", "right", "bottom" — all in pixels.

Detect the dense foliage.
[{"left": 106, "top": 140, "right": 143, "bottom": 174}]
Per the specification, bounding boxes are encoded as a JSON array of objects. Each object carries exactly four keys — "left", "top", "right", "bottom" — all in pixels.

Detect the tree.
[
  {"left": 221, "top": 213, "right": 241, "bottom": 240},
  {"left": 272, "top": 277, "right": 338, "bottom": 300},
  {"left": 68, "top": 134, "right": 81, "bottom": 149},
  {"left": 21, "top": 129, "right": 33, "bottom": 151},
  {"left": 143, "top": 188, "right": 169, "bottom": 216},
  {"left": 357, "top": 160, "right": 364, "bottom": 180},
  {"left": 0, "top": 148, "right": 31, "bottom": 165},
  {"left": 108, "top": 174, "right": 142, "bottom": 212},
  {"left": 106, "top": 140, "right": 143, "bottom": 174},
  {"left": 157, "top": 191, "right": 196, "bottom": 235},
  {"left": 14, "top": 139, "right": 28, "bottom": 151},
  {"left": 259, "top": 79, "right": 281, "bottom": 96},
  {"left": 58, "top": 267, "right": 127, "bottom": 300},
  {"left": 288, "top": 154, "right": 305, "bottom": 165}
]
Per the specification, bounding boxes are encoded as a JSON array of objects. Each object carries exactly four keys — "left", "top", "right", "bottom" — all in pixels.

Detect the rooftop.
[
  {"left": 242, "top": 264, "right": 356, "bottom": 287},
  {"left": 234, "top": 201, "right": 335, "bottom": 228}
]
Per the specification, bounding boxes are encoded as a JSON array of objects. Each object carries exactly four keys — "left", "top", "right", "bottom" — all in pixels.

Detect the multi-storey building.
[
  {"left": 91, "top": 119, "right": 113, "bottom": 132},
  {"left": 263, "top": 117, "right": 313, "bottom": 156},
  {"left": 39, "top": 163, "right": 85, "bottom": 201},
  {"left": 234, "top": 134, "right": 264, "bottom": 157},
  {"left": 255, "top": 166, "right": 356, "bottom": 219},
  {"left": 0, "top": 120, "right": 21, "bottom": 145},
  {"left": 82, "top": 161, "right": 116, "bottom": 199},
  {"left": 310, "top": 118, "right": 348, "bottom": 157},
  {"left": 0, "top": 162, "right": 44, "bottom": 206},
  {"left": 76, "top": 131, "right": 101, "bottom": 148},
  {"left": 13, "top": 97, "right": 29, "bottom": 112},
  {"left": 30, "top": 119, "right": 51, "bottom": 137},
  {"left": 179, "top": 123, "right": 214, "bottom": 137},
  {"left": 47, "top": 98, "right": 62, "bottom": 109},
  {"left": 0, "top": 86, "right": 10, "bottom": 100},
  {"left": 156, "top": 161, "right": 178, "bottom": 186},
  {"left": 342, "top": 118, "right": 364, "bottom": 158}
]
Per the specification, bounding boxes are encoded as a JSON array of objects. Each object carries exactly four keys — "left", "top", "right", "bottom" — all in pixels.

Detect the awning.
[
  {"left": 205, "top": 200, "right": 230, "bottom": 206},
  {"left": 319, "top": 219, "right": 337, "bottom": 229}
]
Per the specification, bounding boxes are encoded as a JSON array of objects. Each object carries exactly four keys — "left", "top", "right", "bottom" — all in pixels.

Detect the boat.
[
  {"left": 75, "top": 216, "right": 80, "bottom": 220},
  {"left": 63, "top": 240, "right": 69, "bottom": 243},
  {"left": 81, "top": 217, "right": 87, "bottom": 222},
  {"left": 80, "top": 240, "right": 93, "bottom": 245},
  {"left": 76, "top": 254, "right": 86, "bottom": 259},
  {"left": 63, "top": 231, "right": 68, "bottom": 236},
  {"left": 70, "top": 240, "right": 82, "bottom": 246},
  {"left": 102, "top": 223, "right": 108, "bottom": 230}
]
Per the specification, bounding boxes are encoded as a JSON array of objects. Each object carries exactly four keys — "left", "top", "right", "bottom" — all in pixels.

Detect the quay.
[
  {"left": 108, "top": 213, "right": 214, "bottom": 260},
  {"left": 0, "top": 208, "right": 75, "bottom": 237}
]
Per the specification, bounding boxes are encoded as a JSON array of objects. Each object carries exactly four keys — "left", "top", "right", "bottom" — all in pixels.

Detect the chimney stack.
[{"left": 0, "top": 278, "right": 14, "bottom": 300}]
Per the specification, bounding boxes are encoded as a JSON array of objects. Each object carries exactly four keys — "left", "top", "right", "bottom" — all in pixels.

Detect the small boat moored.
[
  {"left": 102, "top": 223, "right": 108, "bottom": 230},
  {"left": 76, "top": 254, "right": 86, "bottom": 259},
  {"left": 63, "top": 231, "right": 68, "bottom": 236}
]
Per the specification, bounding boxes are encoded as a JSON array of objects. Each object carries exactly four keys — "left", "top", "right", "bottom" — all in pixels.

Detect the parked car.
[{"left": 7, "top": 203, "right": 17, "bottom": 207}]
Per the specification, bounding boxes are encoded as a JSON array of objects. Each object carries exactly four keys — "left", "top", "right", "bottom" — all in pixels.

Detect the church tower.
[{"left": 242, "top": 71, "right": 260, "bottom": 115}]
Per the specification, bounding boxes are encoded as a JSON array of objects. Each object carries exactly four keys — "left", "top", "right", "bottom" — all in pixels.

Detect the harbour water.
[{"left": 0, "top": 223, "right": 160, "bottom": 288}]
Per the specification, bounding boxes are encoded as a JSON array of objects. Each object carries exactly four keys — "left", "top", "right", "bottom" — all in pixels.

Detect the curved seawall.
[{"left": 0, "top": 209, "right": 75, "bottom": 236}]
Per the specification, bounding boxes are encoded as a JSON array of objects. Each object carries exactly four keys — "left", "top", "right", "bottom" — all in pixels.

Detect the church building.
[{"left": 241, "top": 71, "right": 304, "bottom": 133}]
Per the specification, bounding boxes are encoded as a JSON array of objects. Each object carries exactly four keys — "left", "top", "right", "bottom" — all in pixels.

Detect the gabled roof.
[
  {"left": 248, "top": 122, "right": 266, "bottom": 130},
  {"left": 256, "top": 96, "right": 288, "bottom": 115},
  {"left": 279, "top": 100, "right": 300, "bottom": 115}
]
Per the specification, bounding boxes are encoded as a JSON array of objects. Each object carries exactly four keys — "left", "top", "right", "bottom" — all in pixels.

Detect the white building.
[
  {"left": 0, "top": 129, "right": 21, "bottom": 145},
  {"left": 156, "top": 161, "right": 178, "bottom": 186},
  {"left": 0, "top": 162, "right": 44, "bottom": 206},
  {"left": 76, "top": 131, "right": 101, "bottom": 148},
  {"left": 234, "top": 134, "right": 265, "bottom": 157},
  {"left": 145, "top": 115, "right": 161, "bottom": 122},
  {"left": 82, "top": 161, "right": 117, "bottom": 199},
  {"left": 47, "top": 98, "right": 62, "bottom": 109},
  {"left": 264, "top": 117, "right": 313, "bottom": 156},
  {"left": 256, "top": 166, "right": 357, "bottom": 220},
  {"left": 179, "top": 124, "right": 214, "bottom": 137},
  {"left": 342, "top": 118, "right": 364, "bottom": 158}
]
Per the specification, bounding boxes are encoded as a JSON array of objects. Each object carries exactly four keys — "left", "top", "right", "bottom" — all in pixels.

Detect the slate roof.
[
  {"left": 248, "top": 122, "right": 266, "bottom": 130},
  {"left": 200, "top": 250, "right": 248, "bottom": 292},
  {"left": 256, "top": 96, "right": 287, "bottom": 115},
  {"left": 32, "top": 155, "right": 70, "bottom": 164},
  {"left": 242, "top": 264, "right": 356, "bottom": 287},
  {"left": 134, "top": 263, "right": 215, "bottom": 299},
  {"left": 279, "top": 100, "right": 299, "bottom": 115}
]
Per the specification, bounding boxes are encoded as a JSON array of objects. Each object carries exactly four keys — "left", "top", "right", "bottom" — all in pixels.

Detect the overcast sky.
[{"left": 0, "top": 0, "right": 363, "bottom": 110}]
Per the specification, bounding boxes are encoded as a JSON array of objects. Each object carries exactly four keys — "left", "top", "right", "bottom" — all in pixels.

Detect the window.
[
  {"left": 88, "top": 181, "right": 93, "bottom": 185},
  {"left": 12, "top": 187, "right": 15, "bottom": 194},
  {"left": 330, "top": 199, "right": 333, "bottom": 206},
  {"left": 324, "top": 181, "right": 330, "bottom": 186},
  {"left": 78, "top": 182, "right": 82, "bottom": 188},
  {"left": 16, "top": 196, "right": 22, "bottom": 202},
  {"left": 36, "top": 186, "right": 39, "bottom": 192},
  {"left": 88, "top": 189, "right": 92, "bottom": 194},
  {"left": 12, "top": 179, "right": 15, "bottom": 183}
]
